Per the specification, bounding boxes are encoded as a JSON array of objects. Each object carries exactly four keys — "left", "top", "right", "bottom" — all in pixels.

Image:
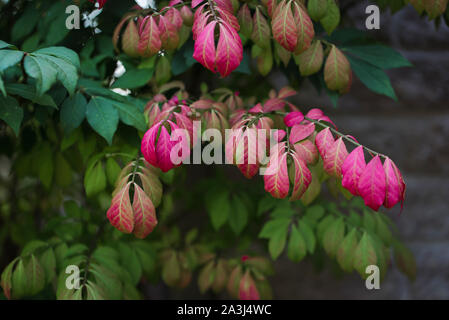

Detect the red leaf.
[
  {"left": 284, "top": 111, "right": 304, "bottom": 127},
  {"left": 357, "top": 156, "right": 386, "bottom": 211},
  {"left": 323, "top": 137, "right": 348, "bottom": 178},
  {"left": 341, "top": 146, "right": 366, "bottom": 196},
  {"left": 264, "top": 143, "right": 290, "bottom": 198},
  {"left": 272, "top": 0, "right": 298, "bottom": 52},
  {"left": 216, "top": 23, "right": 243, "bottom": 77},
  {"left": 293, "top": 140, "right": 318, "bottom": 165},
  {"left": 193, "top": 21, "right": 217, "bottom": 72},
  {"left": 158, "top": 15, "right": 179, "bottom": 50},
  {"left": 383, "top": 157, "right": 406, "bottom": 209},
  {"left": 138, "top": 16, "right": 161, "bottom": 58},
  {"left": 315, "top": 127, "right": 334, "bottom": 159},
  {"left": 289, "top": 151, "right": 312, "bottom": 200},
  {"left": 107, "top": 182, "right": 134, "bottom": 233},
  {"left": 289, "top": 123, "right": 315, "bottom": 144},
  {"left": 133, "top": 184, "right": 157, "bottom": 239}
]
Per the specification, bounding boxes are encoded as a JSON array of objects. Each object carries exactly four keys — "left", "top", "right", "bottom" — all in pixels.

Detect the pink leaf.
[
  {"left": 272, "top": 0, "right": 298, "bottom": 52},
  {"left": 215, "top": 0, "right": 234, "bottom": 13},
  {"left": 249, "top": 103, "right": 263, "bottom": 113},
  {"left": 133, "top": 183, "right": 157, "bottom": 239},
  {"left": 263, "top": 98, "right": 285, "bottom": 112},
  {"left": 165, "top": 8, "right": 183, "bottom": 30},
  {"left": 107, "top": 182, "right": 134, "bottom": 233},
  {"left": 192, "top": 0, "right": 205, "bottom": 8},
  {"left": 264, "top": 143, "right": 289, "bottom": 198},
  {"left": 138, "top": 16, "right": 161, "bottom": 58},
  {"left": 239, "top": 271, "right": 260, "bottom": 300},
  {"left": 193, "top": 21, "right": 217, "bottom": 72},
  {"left": 278, "top": 87, "right": 297, "bottom": 99},
  {"left": 383, "top": 157, "right": 406, "bottom": 209},
  {"left": 216, "top": 7, "right": 240, "bottom": 31},
  {"left": 289, "top": 123, "right": 315, "bottom": 144},
  {"left": 158, "top": 15, "right": 179, "bottom": 50},
  {"left": 216, "top": 22, "right": 243, "bottom": 77},
  {"left": 323, "top": 137, "right": 348, "bottom": 178},
  {"left": 293, "top": 140, "right": 318, "bottom": 165},
  {"left": 284, "top": 111, "right": 304, "bottom": 127},
  {"left": 289, "top": 152, "right": 312, "bottom": 200},
  {"left": 315, "top": 127, "right": 334, "bottom": 159},
  {"left": 341, "top": 146, "right": 366, "bottom": 196},
  {"left": 357, "top": 156, "right": 386, "bottom": 211}
]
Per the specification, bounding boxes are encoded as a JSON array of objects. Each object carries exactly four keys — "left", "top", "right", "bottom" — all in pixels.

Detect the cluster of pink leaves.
[
  {"left": 107, "top": 161, "right": 159, "bottom": 239},
  {"left": 284, "top": 110, "right": 406, "bottom": 211},
  {"left": 141, "top": 94, "right": 193, "bottom": 172},
  {"left": 271, "top": 0, "right": 315, "bottom": 54},
  {"left": 191, "top": 0, "right": 243, "bottom": 77}
]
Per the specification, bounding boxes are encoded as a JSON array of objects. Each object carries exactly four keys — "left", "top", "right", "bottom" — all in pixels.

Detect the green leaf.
[
  {"left": 37, "top": 142, "right": 54, "bottom": 189},
  {"left": 0, "top": 50, "right": 24, "bottom": 72},
  {"left": 0, "top": 76, "right": 4, "bottom": 96},
  {"left": 34, "top": 53, "right": 78, "bottom": 95},
  {"left": 5, "top": 83, "right": 57, "bottom": 108},
  {"left": 229, "top": 195, "right": 249, "bottom": 235},
  {"left": 26, "top": 255, "right": 45, "bottom": 295},
  {"left": 298, "top": 220, "right": 316, "bottom": 254},
  {"left": 257, "top": 195, "right": 278, "bottom": 216},
  {"left": 11, "top": 4, "right": 39, "bottom": 42},
  {"left": 24, "top": 55, "right": 58, "bottom": 96},
  {"left": 207, "top": 191, "right": 231, "bottom": 230},
  {"left": 259, "top": 218, "right": 291, "bottom": 239},
  {"left": 12, "top": 259, "right": 28, "bottom": 299},
  {"left": 374, "top": 213, "right": 393, "bottom": 245},
  {"left": 60, "top": 93, "right": 87, "bottom": 134},
  {"left": 0, "top": 40, "right": 16, "bottom": 49},
  {"left": 343, "top": 45, "right": 412, "bottom": 69},
  {"left": 287, "top": 225, "right": 307, "bottom": 262},
  {"left": 322, "top": 217, "right": 345, "bottom": 257},
  {"left": 118, "top": 243, "right": 142, "bottom": 286},
  {"left": 353, "top": 232, "right": 377, "bottom": 278},
  {"left": 268, "top": 224, "right": 289, "bottom": 260},
  {"left": 336, "top": 228, "right": 358, "bottom": 272},
  {"left": 35, "top": 47, "right": 80, "bottom": 69},
  {"left": 304, "top": 205, "right": 325, "bottom": 221},
  {"left": 112, "top": 68, "right": 153, "bottom": 89},
  {"left": 85, "top": 96, "right": 119, "bottom": 145},
  {"left": 1, "top": 258, "right": 18, "bottom": 299},
  {"left": 347, "top": 55, "right": 397, "bottom": 100},
  {"left": 320, "top": 0, "right": 340, "bottom": 35},
  {"left": 111, "top": 100, "right": 147, "bottom": 131},
  {"left": 55, "top": 153, "right": 73, "bottom": 187},
  {"left": 393, "top": 241, "right": 416, "bottom": 281},
  {"left": 84, "top": 161, "right": 107, "bottom": 197},
  {"left": 105, "top": 157, "right": 121, "bottom": 186},
  {"left": 0, "top": 95, "right": 23, "bottom": 135}
]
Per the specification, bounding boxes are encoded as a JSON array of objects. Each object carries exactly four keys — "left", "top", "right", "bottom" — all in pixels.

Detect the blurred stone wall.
[{"left": 268, "top": 2, "right": 449, "bottom": 299}]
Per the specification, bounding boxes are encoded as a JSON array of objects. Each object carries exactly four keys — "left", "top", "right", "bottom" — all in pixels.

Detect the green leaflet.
[
  {"left": 336, "top": 228, "right": 358, "bottom": 272},
  {"left": 320, "top": 0, "right": 340, "bottom": 35},
  {"left": 60, "top": 93, "right": 87, "bottom": 134},
  {"left": 112, "top": 68, "right": 154, "bottom": 89},
  {"left": 353, "top": 232, "right": 377, "bottom": 278},
  {"left": 207, "top": 191, "right": 231, "bottom": 230},
  {"left": 0, "top": 95, "right": 23, "bottom": 136},
  {"left": 287, "top": 224, "right": 307, "bottom": 262},
  {"left": 5, "top": 83, "right": 57, "bottom": 108},
  {"left": 322, "top": 216, "right": 345, "bottom": 257},
  {"left": 24, "top": 54, "right": 58, "bottom": 96},
  {"left": 229, "top": 194, "right": 249, "bottom": 235},
  {"left": 347, "top": 55, "right": 397, "bottom": 100},
  {"left": 84, "top": 159, "right": 107, "bottom": 197},
  {"left": 85, "top": 96, "right": 119, "bottom": 145},
  {"left": 342, "top": 45, "right": 412, "bottom": 69}
]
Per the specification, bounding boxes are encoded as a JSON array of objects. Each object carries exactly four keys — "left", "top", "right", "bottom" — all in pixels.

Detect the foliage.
[{"left": 0, "top": 0, "right": 433, "bottom": 300}]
